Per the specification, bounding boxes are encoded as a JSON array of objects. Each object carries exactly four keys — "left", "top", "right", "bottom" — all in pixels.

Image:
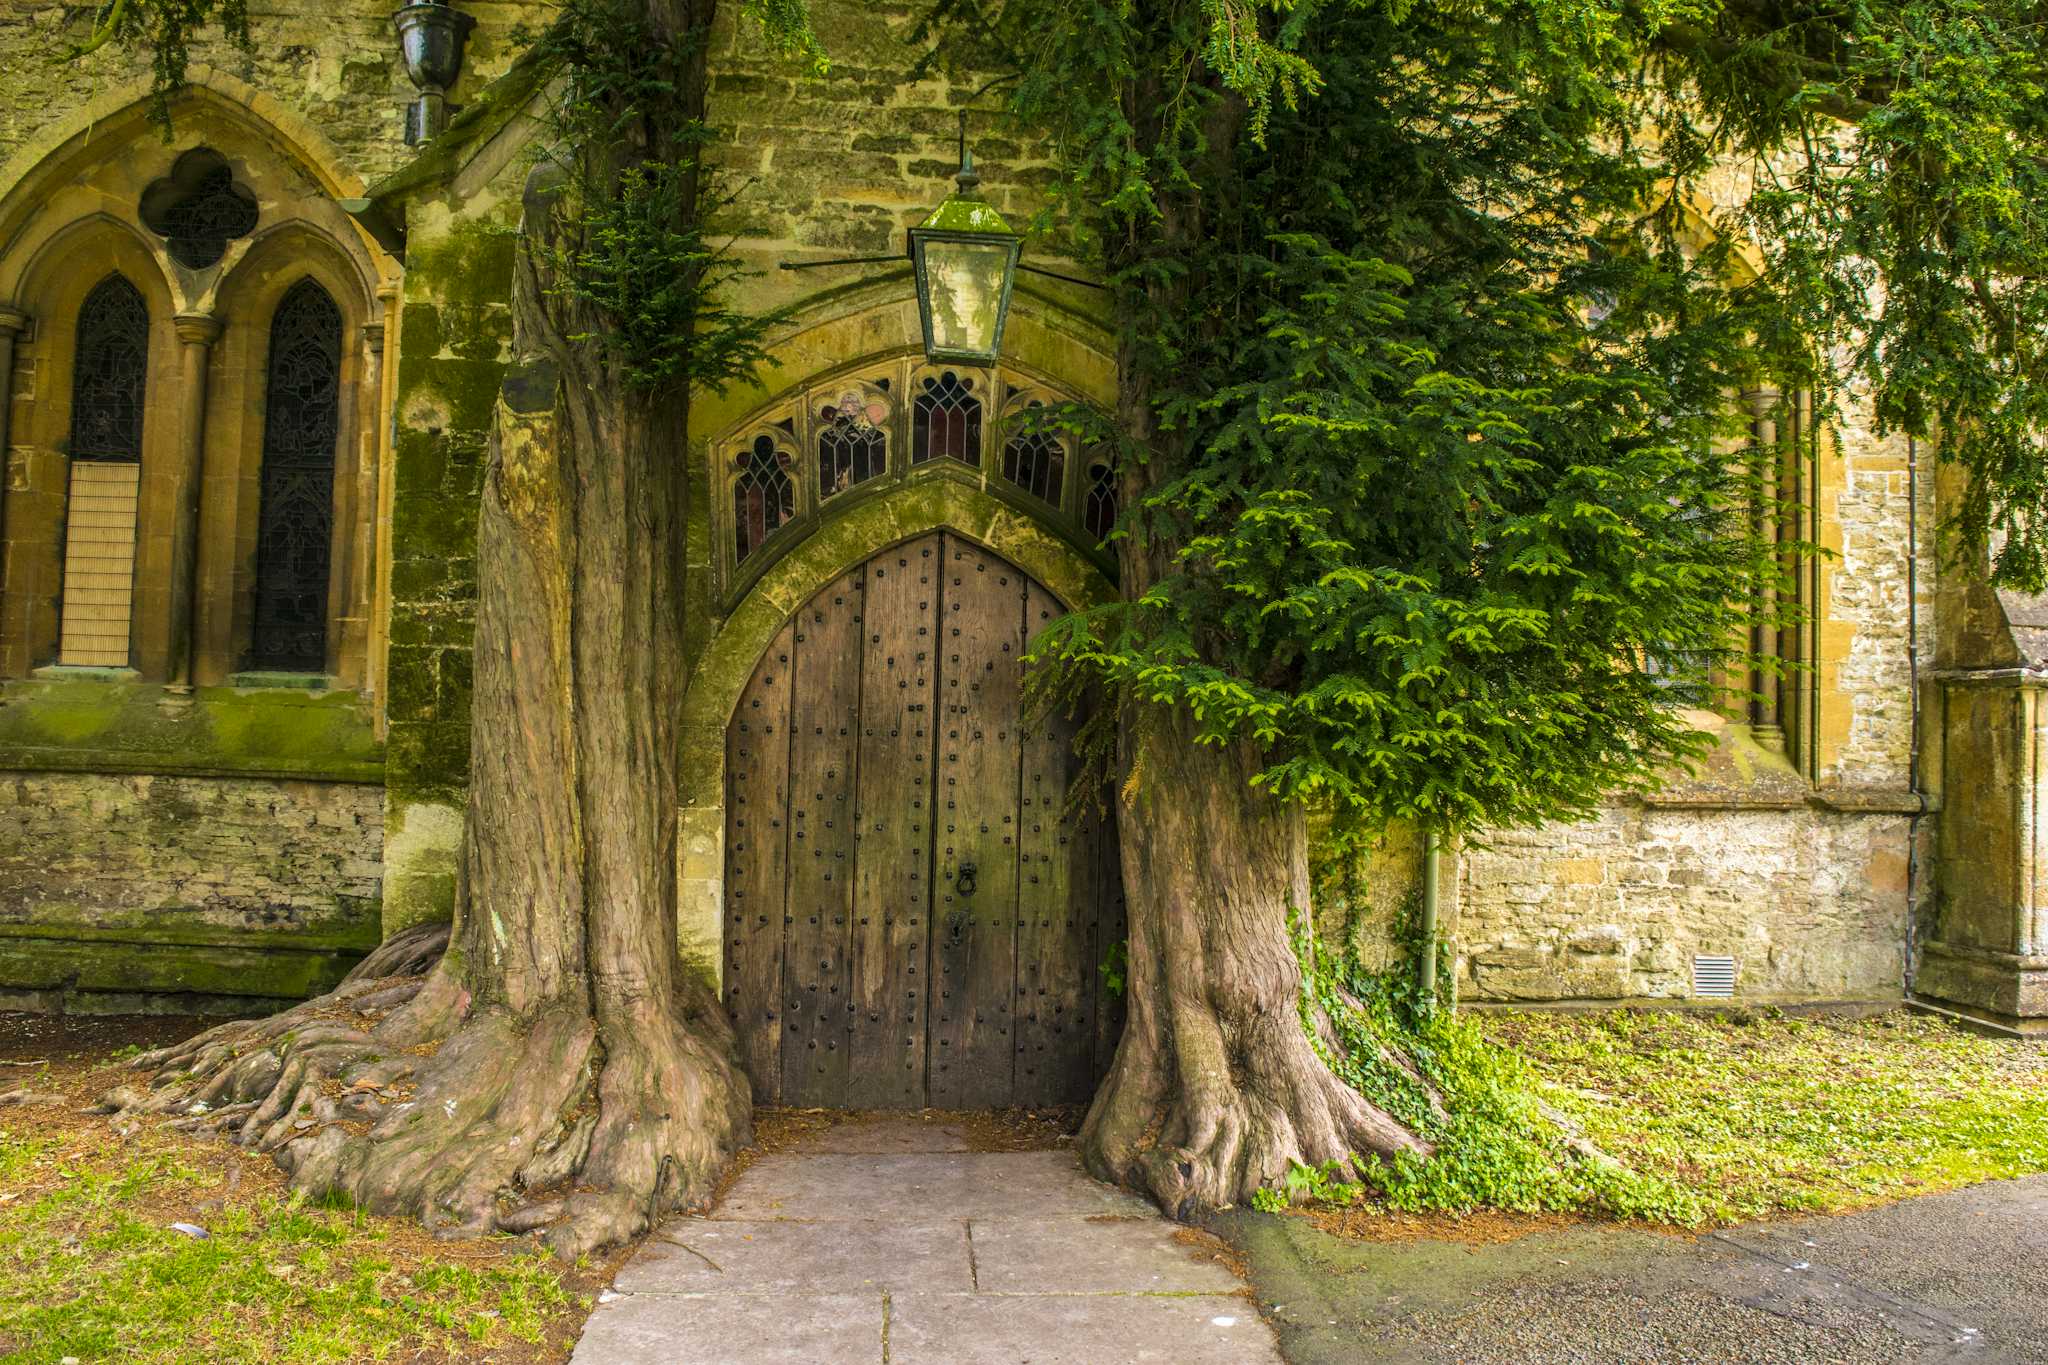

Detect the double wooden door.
[{"left": 723, "top": 533, "right": 1124, "bottom": 1109}]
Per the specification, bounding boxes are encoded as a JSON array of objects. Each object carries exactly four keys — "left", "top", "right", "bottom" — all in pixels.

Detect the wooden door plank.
[
  {"left": 846, "top": 533, "right": 943, "bottom": 1107},
  {"left": 780, "top": 565, "right": 866, "bottom": 1106},
  {"left": 927, "top": 534, "right": 1028, "bottom": 1109},
  {"left": 1013, "top": 583, "right": 1098, "bottom": 1105},
  {"left": 724, "top": 615, "right": 796, "bottom": 1103}
]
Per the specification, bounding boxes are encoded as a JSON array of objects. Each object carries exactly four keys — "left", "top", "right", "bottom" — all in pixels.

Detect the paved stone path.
[{"left": 571, "top": 1116, "right": 1281, "bottom": 1364}]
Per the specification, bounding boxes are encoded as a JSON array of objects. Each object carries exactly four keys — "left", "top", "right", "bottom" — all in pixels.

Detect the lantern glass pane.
[{"left": 921, "top": 239, "right": 1012, "bottom": 359}]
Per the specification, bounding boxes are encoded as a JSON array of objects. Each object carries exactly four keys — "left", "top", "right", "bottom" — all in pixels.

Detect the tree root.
[
  {"left": 1082, "top": 984, "right": 1433, "bottom": 1218},
  {"left": 98, "top": 921, "right": 751, "bottom": 1257}
]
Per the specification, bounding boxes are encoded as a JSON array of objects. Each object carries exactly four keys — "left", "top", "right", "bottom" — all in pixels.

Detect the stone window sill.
[
  {"left": 30, "top": 664, "right": 141, "bottom": 683},
  {"left": 229, "top": 671, "right": 338, "bottom": 693}
]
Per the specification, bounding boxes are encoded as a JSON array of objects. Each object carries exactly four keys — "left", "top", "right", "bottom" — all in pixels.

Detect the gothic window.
[
  {"left": 68, "top": 276, "right": 148, "bottom": 461},
  {"left": 1001, "top": 401, "right": 1065, "bottom": 506},
  {"left": 1083, "top": 457, "right": 1119, "bottom": 544},
  {"left": 912, "top": 370, "right": 981, "bottom": 466},
  {"left": 251, "top": 279, "right": 343, "bottom": 671},
  {"left": 57, "top": 274, "right": 151, "bottom": 668},
  {"left": 140, "top": 148, "right": 259, "bottom": 271},
  {"left": 817, "top": 387, "right": 888, "bottom": 499},
  {"left": 735, "top": 434, "right": 796, "bottom": 563}
]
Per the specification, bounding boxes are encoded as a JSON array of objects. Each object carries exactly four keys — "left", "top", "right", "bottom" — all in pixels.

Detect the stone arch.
[
  {"left": 0, "top": 69, "right": 379, "bottom": 255},
  {"left": 1, "top": 217, "right": 183, "bottom": 674},
  {"left": 673, "top": 478, "right": 1118, "bottom": 984},
  {"left": 203, "top": 224, "right": 381, "bottom": 683},
  {"left": 0, "top": 76, "right": 394, "bottom": 311},
  {"left": 0, "top": 86, "right": 392, "bottom": 685}
]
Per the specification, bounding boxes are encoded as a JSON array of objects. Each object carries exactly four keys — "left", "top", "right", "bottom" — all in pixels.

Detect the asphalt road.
[{"left": 1216, "top": 1176, "right": 2048, "bottom": 1364}]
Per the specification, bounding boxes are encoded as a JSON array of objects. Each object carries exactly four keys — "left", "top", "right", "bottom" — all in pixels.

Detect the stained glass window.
[
  {"left": 69, "top": 275, "right": 149, "bottom": 461},
  {"left": 817, "top": 391, "right": 887, "bottom": 499},
  {"left": 735, "top": 435, "right": 795, "bottom": 563},
  {"left": 251, "top": 279, "right": 342, "bottom": 671},
  {"left": 911, "top": 370, "right": 981, "bottom": 466},
  {"left": 1001, "top": 401, "right": 1065, "bottom": 506},
  {"left": 1083, "top": 458, "right": 1119, "bottom": 544},
  {"left": 139, "top": 148, "right": 258, "bottom": 271}
]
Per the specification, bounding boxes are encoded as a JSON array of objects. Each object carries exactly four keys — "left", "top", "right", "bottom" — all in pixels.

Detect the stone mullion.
[
  {"left": 166, "top": 314, "right": 224, "bottom": 696},
  {"left": 1745, "top": 387, "right": 1786, "bottom": 753},
  {"left": 1782, "top": 390, "right": 1817, "bottom": 780},
  {"left": 368, "top": 285, "right": 399, "bottom": 729},
  {"left": 0, "top": 307, "right": 26, "bottom": 618},
  {"left": 335, "top": 321, "right": 385, "bottom": 684}
]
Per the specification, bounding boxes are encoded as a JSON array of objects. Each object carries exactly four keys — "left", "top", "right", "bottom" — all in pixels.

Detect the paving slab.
[
  {"left": 709, "top": 1151, "right": 1156, "bottom": 1222},
  {"left": 569, "top": 1288, "right": 884, "bottom": 1364},
  {"left": 573, "top": 1116, "right": 1280, "bottom": 1363},
  {"left": 616, "top": 1218, "right": 973, "bottom": 1295},
  {"left": 793, "top": 1117, "right": 972, "bottom": 1154},
  {"left": 886, "top": 1291, "right": 1273, "bottom": 1365},
  {"left": 968, "top": 1214, "right": 1247, "bottom": 1295}
]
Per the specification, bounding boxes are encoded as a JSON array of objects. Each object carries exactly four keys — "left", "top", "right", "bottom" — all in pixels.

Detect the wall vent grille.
[{"left": 1692, "top": 955, "right": 1737, "bottom": 999}]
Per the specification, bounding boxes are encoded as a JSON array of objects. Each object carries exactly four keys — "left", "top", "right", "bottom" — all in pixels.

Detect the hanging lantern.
[{"left": 907, "top": 153, "right": 1024, "bottom": 366}]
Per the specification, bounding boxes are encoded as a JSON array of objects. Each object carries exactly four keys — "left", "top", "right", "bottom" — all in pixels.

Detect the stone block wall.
[
  {"left": 0, "top": 1, "right": 541, "bottom": 184},
  {"left": 378, "top": 206, "right": 519, "bottom": 931},
  {"left": 0, "top": 770, "right": 382, "bottom": 1011},
  {"left": 1453, "top": 804, "right": 1908, "bottom": 1003},
  {"left": 705, "top": 3, "right": 1079, "bottom": 296}
]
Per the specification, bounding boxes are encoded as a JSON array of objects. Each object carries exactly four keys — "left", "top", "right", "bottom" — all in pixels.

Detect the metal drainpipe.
[{"left": 1420, "top": 829, "right": 1442, "bottom": 1002}]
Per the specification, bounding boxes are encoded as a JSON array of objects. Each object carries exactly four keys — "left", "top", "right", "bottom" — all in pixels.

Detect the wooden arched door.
[{"left": 723, "top": 532, "right": 1125, "bottom": 1109}]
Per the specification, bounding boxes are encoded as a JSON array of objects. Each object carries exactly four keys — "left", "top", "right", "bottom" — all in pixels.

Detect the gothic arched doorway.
[{"left": 723, "top": 531, "right": 1125, "bottom": 1109}]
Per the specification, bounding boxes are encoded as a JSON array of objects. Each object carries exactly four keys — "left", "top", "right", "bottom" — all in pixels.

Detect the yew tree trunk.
[
  {"left": 1078, "top": 703, "right": 1433, "bottom": 1216},
  {"left": 104, "top": 0, "right": 751, "bottom": 1259},
  {"left": 1076, "top": 70, "right": 1434, "bottom": 1213}
]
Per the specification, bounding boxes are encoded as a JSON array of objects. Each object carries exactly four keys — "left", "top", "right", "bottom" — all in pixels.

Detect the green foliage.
[
  {"left": 1260, "top": 946, "right": 2048, "bottom": 1223},
  {"left": 1097, "top": 938, "right": 1128, "bottom": 998},
  {"left": 995, "top": 0, "right": 1805, "bottom": 841},
  {"left": 956, "top": 0, "right": 2047, "bottom": 848},
  {"left": 1675, "top": 0, "right": 2048, "bottom": 589},
  {"left": 521, "top": 0, "right": 820, "bottom": 396},
  {"left": 1277, "top": 910, "right": 1700, "bottom": 1221}
]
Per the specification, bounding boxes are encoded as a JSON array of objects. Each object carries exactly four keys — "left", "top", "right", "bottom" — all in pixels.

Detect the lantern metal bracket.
[{"left": 777, "top": 253, "right": 1104, "bottom": 291}]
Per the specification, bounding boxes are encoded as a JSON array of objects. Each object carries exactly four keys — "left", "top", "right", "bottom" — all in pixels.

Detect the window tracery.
[
  {"left": 717, "top": 359, "right": 1108, "bottom": 592},
  {"left": 68, "top": 276, "right": 149, "bottom": 461},
  {"left": 1083, "top": 458, "right": 1119, "bottom": 545},
  {"left": 734, "top": 433, "right": 797, "bottom": 563},
  {"left": 139, "top": 148, "right": 259, "bottom": 271},
  {"left": 817, "top": 382, "right": 890, "bottom": 499},
  {"left": 251, "top": 279, "right": 343, "bottom": 671},
  {"left": 1000, "top": 397, "right": 1066, "bottom": 507},
  {"left": 912, "top": 370, "right": 981, "bottom": 466}
]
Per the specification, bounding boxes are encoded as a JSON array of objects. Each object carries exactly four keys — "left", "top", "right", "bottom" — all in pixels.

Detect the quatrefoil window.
[{"left": 140, "top": 148, "right": 259, "bottom": 270}]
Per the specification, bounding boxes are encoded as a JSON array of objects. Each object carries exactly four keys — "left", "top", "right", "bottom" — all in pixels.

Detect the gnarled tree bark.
[{"left": 105, "top": 0, "right": 749, "bottom": 1259}]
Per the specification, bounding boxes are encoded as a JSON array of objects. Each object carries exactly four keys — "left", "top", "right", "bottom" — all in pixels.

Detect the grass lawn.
[
  {"left": 1484, "top": 1006, "right": 2048, "bottom": 1225},
  {"left": 0, "top": 1015, "right": 612, "bottom": 1365}
]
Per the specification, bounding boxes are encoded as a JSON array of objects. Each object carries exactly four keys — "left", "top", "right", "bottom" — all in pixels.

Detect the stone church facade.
[{"left": 0, "top": 0, "right": 2037, "bottom": 1039}]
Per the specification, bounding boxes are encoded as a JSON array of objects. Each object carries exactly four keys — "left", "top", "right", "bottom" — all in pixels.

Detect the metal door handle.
[{"left": 955, "top": 861, "right": 978, "bottom": 897}]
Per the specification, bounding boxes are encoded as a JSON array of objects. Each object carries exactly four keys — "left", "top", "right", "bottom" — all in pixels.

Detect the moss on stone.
[
  {"left": 0, "top": 679, "right": 381, "bottom": 780},
  {"left": 0, "top": 934, "right": 361, "bottom": 1000}
]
